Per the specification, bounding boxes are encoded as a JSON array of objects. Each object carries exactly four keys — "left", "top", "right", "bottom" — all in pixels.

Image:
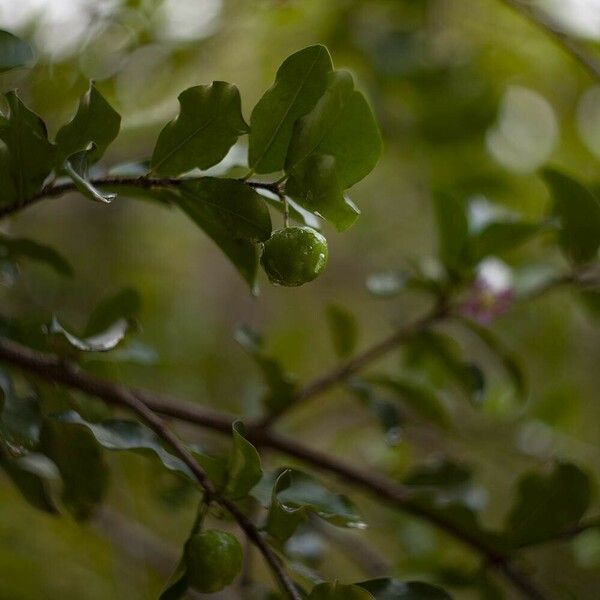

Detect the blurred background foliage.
[{"left": 0, "top": 0, "right": 600, "bottom": 598}]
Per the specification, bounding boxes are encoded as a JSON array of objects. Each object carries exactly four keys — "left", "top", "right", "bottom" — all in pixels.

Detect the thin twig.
[{"left": 499, "top": 0, "right": 600, "bottom": 80}]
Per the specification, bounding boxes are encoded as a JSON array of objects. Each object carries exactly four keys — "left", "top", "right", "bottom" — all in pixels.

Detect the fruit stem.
[{"left": 283, "top": 196, "right": 290, "bottom": 228}]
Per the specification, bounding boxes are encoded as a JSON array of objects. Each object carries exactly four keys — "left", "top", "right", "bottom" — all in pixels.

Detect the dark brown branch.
[
  {"left": 0, "top": 335, "right": 552, "bottom": 599},
  {"left": 499, "top": 0, "right": 600, "bottom": 80},
  {"left": 0, "top": 336, "right": 299, "bottom": 600},
  {"left": 0, "top": 175, "right": 280, "bottom": 220}
]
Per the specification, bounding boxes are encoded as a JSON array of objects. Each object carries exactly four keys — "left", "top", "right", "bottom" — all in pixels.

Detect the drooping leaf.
[
  {"left": 55, "top": 82, "right": 121, "bottom": 168},
  {"left": 286, "top": 153, "right": 360, "bottom": 231},
  {"left": 432, "top": 192, "right": 470, "bottom": 272},
  {"left": 0, "top": 451, "right": 57, "bottom": 513},
  {"left": 223, "top": 421, "right": 262, "bottom": 500},
  {"left": 264, "top": 468, "right": 364, "bottom": 541},
  {"left": 0, "top": 91, "right": 56, "bottom": 201},
  {"left": 151, "top": 82, "right": 248, "bottom": 176},
  {"left": 285, "top": 70, "right": 382, "bottom": 188},
  {"left": 85, "top": 288, "right": 141, "bottom": 337},
  {"left": 358, "top": 578, "right": 452, "bottom": 599},
  {"left": 234, "top": 326, "right": 297, "bottom": 415},
  {"left": 63, "top": 151, "right": 115, "bottom": 204},
  {"left": 542, "top": 168, "right": 600, "bottom": 265},
  {"left": 249, "top": 44, "right": 333, "bottom": 174},
  {"left": 326, "top": 304, "right": 358, "bottom": 358},
  {"left": 308, "top": 582, "right": 374, "bottom": 600},
  {"left": 0, "top": 30, "right": 33, "bottom": 73},
  {"left": 367, "top": 375, "right": 450, "bottom": 429},
  {"left": 457, "top": 317, "right": 527, "bottom": 401},
  {"left": 179, "top": 178, "right": 272, "bottom": 242},
  {"left": 0, "top": 234, "right": 73, "bottom": 276},
  {"left": 40, "top": 416, "right": 108, "bottom": 520},
  {"left": 0, "top": 368, "right": 41, "bottom": 451},
  {"left": 48, "top": 315, "right": 129, "bottom": 353},
  {"left": 158, "top": 558, "right": 188, "bottom": 600},
  {"left": 505, "top": 462, "right": 592, "bottom": 547}
]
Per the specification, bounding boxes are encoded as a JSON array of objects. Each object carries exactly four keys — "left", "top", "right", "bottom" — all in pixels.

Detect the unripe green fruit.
[
  {"left": 261, "top": 226, "right": 328, "bottom": 287},
  {"left": 185, "top": 530, "right": 243, "bottom": 593}
]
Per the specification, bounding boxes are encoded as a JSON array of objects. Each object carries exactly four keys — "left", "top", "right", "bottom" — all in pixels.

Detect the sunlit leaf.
[
  {"left": 0, "top": 91, "right": 56, "bottom": 201},
  {"left": 48, "top": 316, "right": 129, "bottom": 353},
  {"left": 543, "top": 169, "right": 600, "bottom": 265},
  {"left": 55, "top": 82, "right": 121, "bottom": 168},
  {"left": 151, "top": 82, "right": 248, "bottom": 176},
  {"left": 505, "top": 462, "right": 592, "bottom": 547},
  {"left": 0, "top": 30, "right": 33, "bottom": 73},
  {"left": 249, "top": 44, "right": 333, "bottom": 174},
  {"left": 63, "top": 152, "right": 115, "bottom": 204},
  {"left": 358, "top": 578, "right": 452, "bottom": 599},
  {"left": 326, "top": 304, "right": 358, "bottom": 358}
]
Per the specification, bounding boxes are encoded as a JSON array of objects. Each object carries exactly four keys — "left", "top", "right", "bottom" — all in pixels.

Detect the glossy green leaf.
[
  {"left": 0, "top": 91, "right": 56, "bottom": 201},
  {"left": 0, "top": 30, "right": 33, "bottom": 73},
  {"left": 432, "top": 192, "right": 470, "bottom": 272},
  {"left": 249, "top": 44, "right": 333, "bottom": 174},
  {"left": 286, "top": 153, "right": 360, "bottom": 231},
  {"left": 85, "top": 288, "right": 141, "bottom": 337},
  {"left": 63, "top": 154, "right": 115, "bottom": 204},
  {"left": 0, "top": 368, "right": 41, "bottom": 451},
  {"left": 52, "top": 411, "right": 192, "bottom": 480},
  {"left": 265, "top": 468, "right": 364, "bottom": 541},
  {"left": 179, "top": 178, "right": 271, "bottom": 242},
  {"left": 458, "top": 317, "right": 527, "bottom": 401},
  {"left": 308, "top": 582, "right": 374, "bottom": 599},
  {"left": 261, "top": 191, "right": 322, "bottom": 229},
  {"left": 235, "top": 326, "right": 297, "bottom": 414},
  {"left": 0, "top": 451, "right": 57, "bottom": 514},
  {"left": 40, "top": 416, "right": 108, "bottom": 520},
  {"left": 55, "top": 82, "right": 121, "bottom": 168},
  {"left": 285, "top": 70, "right": 382, "bottom": 188},
  {"left": 326, "top": 304, "right": 358, "bottom": 358},
  {"left": 223, "top": 421, "right": 262, "bottom": 500},
  {"left": 151, "top": 82, "right": 248, "bottom": 176},
  {"left": 48, "top": 315, "right": 129, "bottom": 353},
  {"left": 543, "top": 168, "right": 600, "bottom": 265},
  {"left": 358, "top": 579, "right": 452, "bottom": 599},
  {"left": 368, "top": 375, "right": 450, "bottom": 429},
  {"left": 505, "top": 462, "right": 592, "bottom": 547},
  {"left": 0, "top": 234, "right": 73, "bottom": 276}
]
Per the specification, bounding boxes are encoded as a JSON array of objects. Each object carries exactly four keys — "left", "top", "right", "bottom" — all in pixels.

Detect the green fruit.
[
  {"left": 261, "top": 226, "right": 328, "bottom": 286},
  {"left": 185, "top": 530, "right": 243, "bottom": 593}
]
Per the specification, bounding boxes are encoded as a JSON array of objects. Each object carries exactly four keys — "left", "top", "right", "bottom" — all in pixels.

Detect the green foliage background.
[{"left": 0, "top": 0, "right": 599, "bottom": 598}]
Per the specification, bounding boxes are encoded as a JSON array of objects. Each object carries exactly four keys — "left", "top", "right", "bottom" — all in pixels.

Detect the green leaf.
[
  {"left": 458, "top": 317, "right": 527, "bottom": 401},
  {"left": 0, "top": 91, "right": 56, "bottom": 201},
  {"left": 179, "top": 178, "right": 271, "bottom": 242},
  {"left": 308, "top": 582, "right": 374, "bottom": 600},
  {"left": 0, "top": 146, "right": 17, "bottom": 206},
  {"left": 542, "top": 168, "right": 600, "bottom": 265},
  {"left": 40, "top": 416, "right": 108, "bottom": 520},
  {"left": 0, "top": 368, "right": 41, "bottom": 451},
  {"left": 505, "top": 462, "right": 592, "bottom": 547},
  {"left": 471, "top": 221, "right": 544, "bottom": 262},
  {"left": 264, "top": 468, "right": 364, "bottom": 541},
  {"left": 0, "top": 234, "right": 73, "bottom": 276},
  {"left": 358, "top": 579, "right": 452, "bottom": 599},
  {"left": 285, "top": 70, "right": 382, "bottom": 188},
  {"left": 0, "top": 30, "right": 33, "bottom": 72},
  {"left": 223, "top": 421, "right": 262, "bottom": 500},
  {"left": 48, "top": 315, "right": 129, "bottom": 353},
  {"left": 286, "top": 153, "right": 360, "bottom": 231},
  {"left": 432, "top": 192, "right": 470, "bottom": 272},
  {"left": 367, "top": 375, "right": 450, "bottom": 429},
  {"left": 234, "top": 326, "right": 297, "bottom": 414},
  {"left": 348, "top": 380, "right": 403, "bottom": 436},
  {"left": 326, "top": 304, "right": 358, "bottom": 358},
  {"left": 51, "top": 411, "right": 193, "bottom": 480},
  {"left": 85, "top": 288, "right": 141, "bottom": 337},
  {"left": 248, "top": 44, "right": 333, "bottom": 174},
  {"left": 55, "top": 82, "right": 121, "bottom": 168},
  {"left": 151, "top": 82, "right": 248, "bottom": 176},
  {"left": 63, "top": 153, "right": 115, "bottom": 204},
  {"left": 158, "top": 560, "right": 188, "bottom": 600},
  {"left": 0, "top": 451, "right": 57, "bottom": 514}
]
